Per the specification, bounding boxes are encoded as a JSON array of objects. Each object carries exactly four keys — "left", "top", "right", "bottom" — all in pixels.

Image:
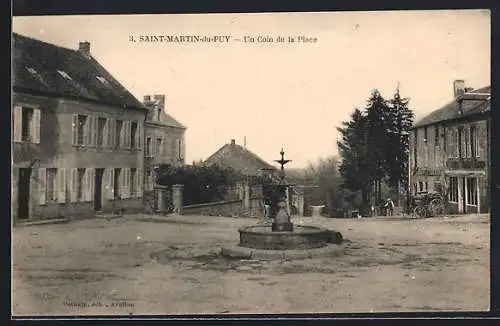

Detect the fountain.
[{"left": 222, "top": 149, "right": 344, "bottom": 260}]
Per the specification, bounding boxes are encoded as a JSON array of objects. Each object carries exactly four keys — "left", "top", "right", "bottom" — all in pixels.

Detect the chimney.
[
  {"left": 453, "top": 79, "right": 465, "bottom": 98},
  {"left": 153, "top": 94, "right": 165, "bottom": 110},
  {"left": 78, "top": 41, "right": 91, "bottom": 58},
  {"left": 230, "top": 139, "right": 236, "bottom": 146}
]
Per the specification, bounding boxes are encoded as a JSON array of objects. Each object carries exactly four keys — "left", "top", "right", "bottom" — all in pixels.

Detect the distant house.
[
  {"left": 203, "top": 139, "right": 276, "bottom": 178},
  {"left": 409, "top": 80, "right": 490, "bottom": 214},
  {"left": 142, "top": 94, "right": 186, "bottom": 192},
  {"left": 12, "top": 33, "right": 148, "bottom": 222}
]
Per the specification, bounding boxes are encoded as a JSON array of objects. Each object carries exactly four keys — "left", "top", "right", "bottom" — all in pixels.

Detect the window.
[
  {"left": 424, "top": 127, "right": 429, "bottom": 164},
  {"left": 96, "top": 75, "right": 110, "bottom": 85},
  {"left": 451, "top": 127, "right": 459, "bottom": 158},
  {"left": 130, "top": 168, "right": 136, "bottom": 196},
  {"left": 443, "top": 125, "right": 447, "bottom": 151},
  {"left": 418, "top": 181, "right": 425, "bottom": 193},
  {"left": 131, "top": 122, "right": 137, "bottom": 148},
  {"left": 26, "top": 66, "right": 38, "bottom": 75},
  {"left": 413, "top": 129, "right": 418, "bottom": 167},
  {"left": 57, "top": 70, "right": 72, "bottom": 80},
  {"left": 458, "top": 127, "right": 463, "bottom": 158},
  {"left": 449, "top": 177, "right": 458, "bottom": 203},
  {"left": 77, "top": 168, "right": 85, "bottom": 201},
  {"left": 21, "top": 107, "right": 34, "bottom": 141},
  {"left": 46, "top": 168, "right": 57, "bottom": 202},
  {"left": 464, "top": 127, "right": 470, "bottom": 158},
  {"left": 178, "top": 139, "right": 182, "bottom": 159},
  {"left": 145, "top": 169, "right": 153, "bottom": 191},
  {"left": 156, "top": 138, "right": 163, "bottom": 157},
  {"left": 115, "top": 120, "right": 123, "bottom": 148},
  {"left": 433, "top": 181, "right": 442, "bottom": 193},
  {"left": 76, "top": 115, "right": 88, "bottom": 145},
  {"left": 146, "top": 137, "right": 152, "bottom": 157},
  {"left": 97, "top": 117, "right": 106, "bottom": 148},
  {"left": 14, "top": 106, "right": 41, "bottom": 144},
  {"left": 114, "top": 168, "right": 121, "bottom": 198},
  {"left": 434, "top": 126, "right": 439, "bottom": 147},
  {"left": 470, "top": 125, "right": 479, "bottom": 158},
  {"left": 156, "top": 108, "right": 161, "bottom": 121},
  {"left": 466, "top": 177, "right": 478, "bottom": 206}
]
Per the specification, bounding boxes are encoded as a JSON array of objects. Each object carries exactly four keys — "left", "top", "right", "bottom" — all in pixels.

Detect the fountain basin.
[{"left": 238, "top": 225, "right": 330, "bottom": 250}]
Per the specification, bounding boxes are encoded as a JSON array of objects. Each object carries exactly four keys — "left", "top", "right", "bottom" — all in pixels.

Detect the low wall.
[
  {"left": 183, "top": 199, "right": 244, "bottom": 217},
  {"left": 30, "top": 198, "right": 144, "bottom": 221}
]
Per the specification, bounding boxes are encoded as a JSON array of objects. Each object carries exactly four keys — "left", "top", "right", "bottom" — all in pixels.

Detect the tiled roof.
[
  {"left": 12, "top": 33, "right": 146, "bottom": 110},
  {"left": 203, "top": 141, "right": 276, "bottom": 176},
  {"left": 413, "top": 86, "right": 490, "bottom": 128}
]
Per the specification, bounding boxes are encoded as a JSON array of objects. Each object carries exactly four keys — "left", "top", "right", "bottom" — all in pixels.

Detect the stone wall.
[
  {"left": 179, "top": 183, "right": 265, "bottom": 218},
  {"left": 183, "top": 199, "right": 244, "bottom": 217}
]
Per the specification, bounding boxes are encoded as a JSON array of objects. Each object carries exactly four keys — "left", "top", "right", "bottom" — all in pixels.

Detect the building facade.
[
  {"left": 142, "top": 94, "right": 186, "bottom": 192},
  {"left": 12, "top": 33, "right": 148, "bottom": 222},
  {"left": 409, "top": 80, "right": 490, "bottom": 214}
]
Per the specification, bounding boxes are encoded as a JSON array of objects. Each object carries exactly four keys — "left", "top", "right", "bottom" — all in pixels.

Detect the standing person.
[{"left": 385, "top": 198, "right": 395, "bottom": 216}]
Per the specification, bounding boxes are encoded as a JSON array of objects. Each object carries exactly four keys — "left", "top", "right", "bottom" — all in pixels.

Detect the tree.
[
  {"left": 385, "top": 85, "right": 415, "bottom": 189},
  {"left": 337, "top": 108, "right": 372, "bottom": 203},
  {"left": 364, "top": 89, "right": 392, "bottom": 204},
  {"left": 155, "top": 163, "right": 243, "bottom": 205},
  {"left": 337, "top": 87, "right": 415, "bottom": 214}
]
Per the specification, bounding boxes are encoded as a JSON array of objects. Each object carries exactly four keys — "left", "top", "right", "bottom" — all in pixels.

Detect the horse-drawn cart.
[{"left": 411, "top": 192, "right": 445, "bottom": 218}]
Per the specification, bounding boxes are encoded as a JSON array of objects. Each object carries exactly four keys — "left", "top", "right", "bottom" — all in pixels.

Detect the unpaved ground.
[{"left": 12, "top": 214, "right": 490, "bottom": 315}]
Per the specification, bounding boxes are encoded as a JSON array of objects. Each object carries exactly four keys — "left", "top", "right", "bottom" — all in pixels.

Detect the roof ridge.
[{"left": 13, "top": 32, "right": 82, "bottom": 55}]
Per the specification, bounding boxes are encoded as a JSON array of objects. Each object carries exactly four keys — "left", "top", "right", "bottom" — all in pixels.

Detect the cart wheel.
[
  {"left": 414, "top": 206, "right": 427, "bottom": 218},
  {"left": 429, "top": 199, "right": 445, "bottom": 216}
]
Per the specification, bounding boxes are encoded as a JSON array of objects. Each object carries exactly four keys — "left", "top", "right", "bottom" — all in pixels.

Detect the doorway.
[
  {"left": 94, "top": 168, "right": 104, "bottom": 211},
  {"left": 17, "top": 168, "right": 31, "bottom": 220}
]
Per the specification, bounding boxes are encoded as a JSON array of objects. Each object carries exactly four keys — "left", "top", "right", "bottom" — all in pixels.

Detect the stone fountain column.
[{"left": 271, "top": 149, "right": 294, "bottom": 232}]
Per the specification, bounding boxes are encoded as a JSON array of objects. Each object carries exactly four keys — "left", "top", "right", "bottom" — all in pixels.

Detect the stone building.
[
  {"left": 203, "top": 139, "right": 276, "bottom": 178},
  {"left": 142, "top": 94, "right": 186, "bottom": 191},
  {"left": 409, "top": 80, "right": 490, "bottom": 214},
  {"left": 12, "top": 33, "right": 148, "bottom": 222}
]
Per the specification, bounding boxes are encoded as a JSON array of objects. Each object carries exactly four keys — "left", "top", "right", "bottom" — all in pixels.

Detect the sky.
[{"left": 12, "top": 10, "right": 490, "bottom": 168}]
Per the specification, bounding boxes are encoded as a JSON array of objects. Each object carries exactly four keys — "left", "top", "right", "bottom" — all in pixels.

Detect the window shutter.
[
  {"left": 57, "top": 168, "right": 66, "bottom": 204},
  {"left": 122, "top": 122, "right": 127, "bottom": 148},
  {"left": 89, "top": 169, "right": 95, "bottom": 203},
  {"left": 125, "top": 121, "right": 131, "bottom": 148},
  {"left": 137, "top": 123, "right": 142, "bottom": 150},
  {"left": 83, "top": 117, "right": 90, "bottom": 146},
  {"left": 38, "top": 168, "right": 46, "bottom": 205},
  {"left": 119, "top": 122, "right": 125, "bottom": 149},
  {"left": 33, "top": 108, "right": 41, "bottom": 144},
  {"left": 13, "top": 106, "right": 22, "bottom": 142},
  {"left": 70, "top": 168, "right": 78, "bottom": 203},
  {"left": 171, "top": 139, "right": 176, "bottom": 162},
  {"left": 102, "top": 118, "right": 109, "bottom": 148},
  {"left": 81, "top": 169, "right": 88, "bottom": 202},
  {"left": 107, "top": 168, "right": 115, "bottom": 200},
  {"left": 72, "top": 114, "right": 78, "bottom": 146},
  {"left": 137, "top": 168, "right": 143, "bottom": 198},
  {"left": 124, "top": 168, "right": 130, "bottom": 199},
  {"left": 92, "top": 116, "right": 98, "bottom": 147},
  {"left": 119, "top": 168, "right": 126, "bottom": 199},
  {"left": 180, "top": 139, "right": 184, "bottom": 162},
  {"left": 476, "top": 127, "right": 482, "bottom": 158},
  {"left": 86, "top": 116, "right": 93, "bottom": 147},
  {"left": 106, "top": 119, "right": 112, "bottom": 148}
]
